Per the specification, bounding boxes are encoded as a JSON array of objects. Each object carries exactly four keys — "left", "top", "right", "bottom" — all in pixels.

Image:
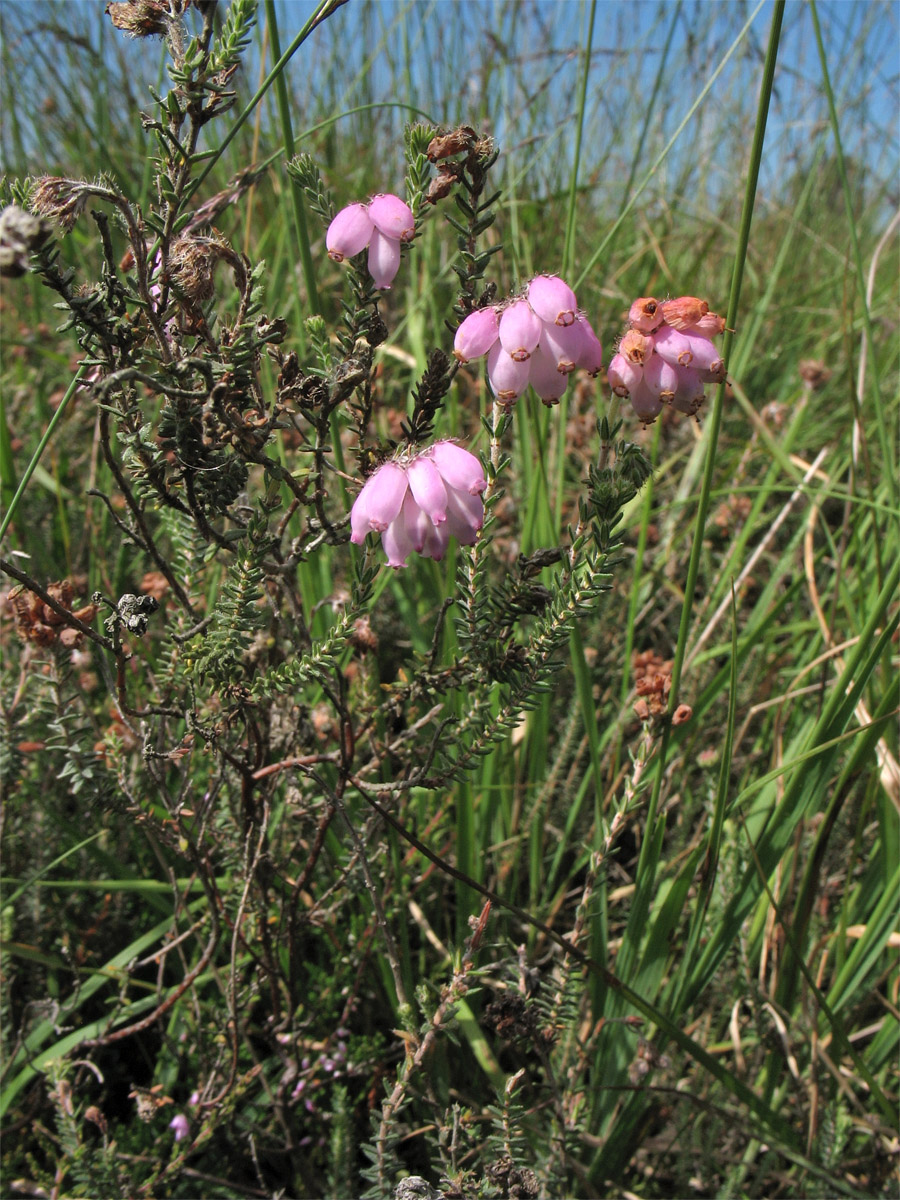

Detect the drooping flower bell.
[
  {"left": 169, "top": 1113, "right": 190, "bottom": 1142},
  {"left": 452, "top": 274, "right": 603, "bottom": 407},
  {"left": 608, "top": 295, "right": 726, "bottom": 425},
  {"left": 350, "top": 441, "right": 486, "bottom": 568},
  {"left": 326, "top": 193, "right": 415, "bottom": 289}
]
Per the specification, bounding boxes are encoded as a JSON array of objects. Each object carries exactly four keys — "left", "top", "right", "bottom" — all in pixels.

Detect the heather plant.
[{"left": 1, "top": 2, "right": 897, "bottom": 1198}]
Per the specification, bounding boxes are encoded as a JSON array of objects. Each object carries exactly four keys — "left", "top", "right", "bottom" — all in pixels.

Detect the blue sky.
[{"left": 2, "top": 0, "right": 897, "bottom": 210}]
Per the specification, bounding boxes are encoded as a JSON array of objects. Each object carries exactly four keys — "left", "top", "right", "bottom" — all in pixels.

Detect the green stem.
[
  {"left": 808, "top": 0, "right": 897, "bottom": 511},
  {"left": 264, "top": 0, "right": 320, "bottom": 316},
  {"left": 562, "top": 0, "right": 595, "bottom": 281},
  {"left": 0, "top": 365, "right": 88, "bottom": 545},
  {"left": 190, "top": 0, "right": 343, "bottom": 199},
  {"left": 624, "top": 0, "right": 786, "bottom": 962},
  {"left": 573, "top": 0, "right": 768, "bottom": 292}
]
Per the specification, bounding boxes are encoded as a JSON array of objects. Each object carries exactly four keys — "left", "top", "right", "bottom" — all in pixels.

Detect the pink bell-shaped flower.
[
  {"left": 498, "top": 299, "right": 543, "bottom": 362},
  {"left": 350, "top": 441, "right": 486, "bottom": 568},
  {"left": 169, "top": 1114, "right": 190, "bottom": 1142},
  {"left": 326, "top": 193, "right": 413, "bottom": 289},
  {"left": 453, "top": 307, "right": 500, "bottom": 363},
  {"left": 527, "top": 275, "right": 578, "bottom": 327},
  {"left": 326, "top": 203, "right": 374, "bottom": 262},
  {"left": 367, "top": 228, "right": 402, "bottom": 289},
  {"left": 607, "top": 352, "right": 643, "bottom": 398},
  {"left": 612, "top": 292, "right": 725, "bottom": 424},
  {"left": 350, "top": 462, "right": 408, "bottom": 542},
  {"left": 573, "top": 315, "right": 603, "bottom": 376},
  {"left": 368, "top": 193, "right": 415, "bottom": 242},
  {"left": 487, "top": 341, "right": 531, "bottom": 402},
  {"left": 452, "top": 275, "right": 603, "bottom": 407},
  {"left": 528, "top": 343, "right": 570, "bottom": 405}
]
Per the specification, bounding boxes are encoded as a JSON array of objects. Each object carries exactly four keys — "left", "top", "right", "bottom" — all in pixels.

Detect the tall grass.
[{"left": 1, "top": 1, "right": 897, "bottom": 1196}]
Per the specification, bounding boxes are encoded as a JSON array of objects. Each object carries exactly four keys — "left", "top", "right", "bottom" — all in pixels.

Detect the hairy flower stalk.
[
  {"left": 326, "top": 192, "right": 415, "bottom": 289},
  {"left": 350, "top": 440, "right": 486, "bottom": 567},
  {"left": 609, "top": 295, "right": 726, "bottom": 424},
  {"left": 453, "top": 274, "right": 602, "bottom": 406}
]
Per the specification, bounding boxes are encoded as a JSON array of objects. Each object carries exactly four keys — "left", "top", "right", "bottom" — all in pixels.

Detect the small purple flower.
[
  {"left": 350, "top": 441, "right": 486, "bottom": 568},
  {"left": 452, "top": 274, "right": 602, "bottom": 407},
  {"left": 169, "top": 1113, "right": 190, "bottom": 1142},
  {"left": 325, "top": 193, "right": 414, "bottom": 289}
]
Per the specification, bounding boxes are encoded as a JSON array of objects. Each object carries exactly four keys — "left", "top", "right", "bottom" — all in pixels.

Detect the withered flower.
[
  {"left": 30, "top": 177, "right": 90, "bottom": 234},
  {"left": 426, "top": 126, "right": 476, "bottom": 162},
  {"left": 0, "top": 205, "right": 50, "bottom": 277},
  {"left": 8, "top": 580, "right": 99, "bottom": 648},
  {"left": 798, "top": 359, "right": 832, "bottom": 390},
  {"left": 168, "top": 233, "right": 228, "bottom": 304},
  {"left": 105, "top": 0, "right": 171, "bottom": 37}
]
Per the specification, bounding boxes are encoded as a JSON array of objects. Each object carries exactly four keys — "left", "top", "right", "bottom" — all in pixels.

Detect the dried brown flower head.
[
  {"left": 168, "top": 234, "right": 226, "bottom": 303},
  {"left": 30, "top": 177, "right": 89, "bottom": 234},
  {"left": 8, "top": 580, "right": 99, "bottom": 648},
  {"left": 0, "top": 205, "right": 51, "bottom": 277},
  {"left": 105, "top": 0, "right": 172, "bottom": 37},
  {"left": 632, "top": 650, "right": 673, "bottom": 720},
  {"left": 426, "top": 126, "right": 476, "bottom": 161},
  {"left": 798, "top": 359, "right": 832, "bottom": 390},
  {"left": 660, "top": 295, "right": 709, "bottom": 330},
  {"left": 619, "top": 329, "right": 651, "bottom": 365}
]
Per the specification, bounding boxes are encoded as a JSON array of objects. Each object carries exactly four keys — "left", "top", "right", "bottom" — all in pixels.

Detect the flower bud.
[
  {"left": 628, "top": 297, "right": 663, "bottom": 333},
  {"left": 527, "top": 275, "right": 577, "bottom": 327},
  {"left": 368, "top": 194, "right": 415, "bottom": 243},
  {"left": 453, "top": 306, "right": 499, "bottom": 363},
  {"left": 499, "top": 299, "right": 542, "bottom": 362},
  {"left": 326, "top": 203, "right": 374, "bottom": 262},
  {"left": 660, "top": 296, "right": 709, "bottom": 330},
  {"left": 169, "top": 1114, "right": 190, "bottom": 1142}
]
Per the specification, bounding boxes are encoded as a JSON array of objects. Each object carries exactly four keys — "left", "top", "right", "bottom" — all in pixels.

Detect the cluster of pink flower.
[
  {"left": 350, "top": 440, "right": 486, "bottom": 568},
  {"left": 452, "top": 275, "right": 603, "bottom": 406},
  {"left": 326, "top": 193, "right": 415, "bottom": 289},
  {"left": 608, "top": 296, "right": 726, "bottom": 425}
]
